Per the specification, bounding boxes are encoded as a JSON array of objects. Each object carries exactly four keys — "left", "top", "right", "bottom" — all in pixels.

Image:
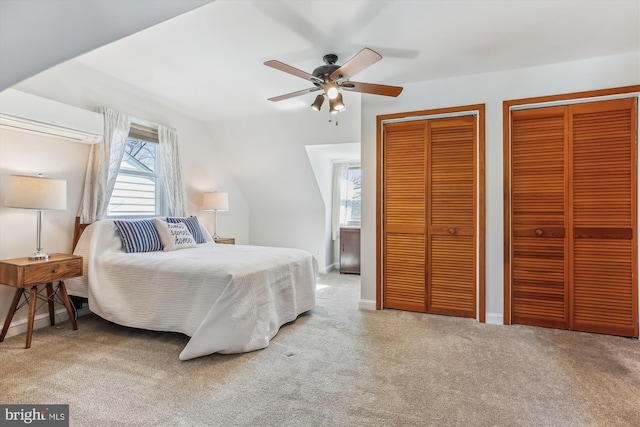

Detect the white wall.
[
  {"left": 360, "top": 51, "right": 640, "bottom": 321},
  {"left": 305, "top": 146, "right": 334, "bottom": 272},
  {"left": 0, "top": 60, "right": 250, "bottom": 333},
  {"left": 206, "top": 94, "right": 361, "bottom": 269},
  {"left": 0, "top": 131, "right": 89, "bottom": 258}
]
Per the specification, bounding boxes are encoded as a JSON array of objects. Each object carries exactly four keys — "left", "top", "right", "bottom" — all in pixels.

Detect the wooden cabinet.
[{"left": 340, "top": 228, "right": 360, "bottom": 274}]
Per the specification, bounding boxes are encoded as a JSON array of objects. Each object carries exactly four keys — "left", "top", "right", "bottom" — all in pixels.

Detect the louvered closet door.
[
  {"left": 428, "top": 116, "right": 476, "bottom": 318},
  {"left": 383, "top": 121, "right": 427, "bottom": 312},
  {"left": 570, "top": 99, "right": 638, "bottom": 337},
  {"left": 511, "top": 106, "right": 569, "bottom": 329},
  {"left": 510, "top": 98, "right": 638, "bottom": 337},
  {"left": 383, "top": 117, "right": 477, "bottom": 316}
]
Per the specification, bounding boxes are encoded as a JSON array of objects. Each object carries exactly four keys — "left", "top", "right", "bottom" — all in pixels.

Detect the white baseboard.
[
  {"left": 3, "top": 306, "right": 90, "bottom": 340},
  {"left": 319, "top": 263, "right": 337, "bottom": 274},
  {"left": 486, "top": 312, "right": 504, "bottom": 325},
  {"left": 359, "top": 299, "right": 376, "bottom": 310}
]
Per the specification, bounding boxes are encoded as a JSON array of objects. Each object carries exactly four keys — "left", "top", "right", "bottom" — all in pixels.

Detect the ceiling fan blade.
[
  {"left": 340, "top": 81, "right": 403, "bottom": 97},
  {"left": 329, "top": 48, "right": 382, "bottom": 80},
  {"left": 268, "top": 86, "right": 322, "bottom": 102},
  {"left": 264, "top": 60, "right": 315, "bottom": 81}
]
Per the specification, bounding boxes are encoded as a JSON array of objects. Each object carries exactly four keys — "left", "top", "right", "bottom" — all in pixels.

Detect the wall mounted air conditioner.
[{"left": 0, "top": 89, "right": 103, "bottom": 144}]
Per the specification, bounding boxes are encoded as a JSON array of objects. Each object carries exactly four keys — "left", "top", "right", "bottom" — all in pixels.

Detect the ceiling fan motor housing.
[
  {"left": 312, "top": 54, "right": 341, "bottom": 85},
  {"left": 323, "top": 54, "right": 338, "bottom": 65}
]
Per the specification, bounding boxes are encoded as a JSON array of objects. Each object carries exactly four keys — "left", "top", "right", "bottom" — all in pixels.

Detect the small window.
[
  {"left": 107, "top": 126, "right": 161, "bottom": 217},
  {"left": 342, "top": 166, "right": 361, "bottom": 226}
]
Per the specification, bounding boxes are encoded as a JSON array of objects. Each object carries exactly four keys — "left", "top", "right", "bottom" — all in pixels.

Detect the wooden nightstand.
[
  {"left": 0, "top": 253, "right": 82, "bottom": 348},
  {"left": 214, "top": 237, "right": 235, "bottom": 245}
]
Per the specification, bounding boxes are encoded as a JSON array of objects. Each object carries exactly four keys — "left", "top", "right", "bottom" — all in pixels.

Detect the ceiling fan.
[{"left": 264, "top": 48, "right": 403, "bottom": 113}]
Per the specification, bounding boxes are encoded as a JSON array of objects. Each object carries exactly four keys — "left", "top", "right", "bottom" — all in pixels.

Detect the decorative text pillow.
[
  {"left": 114, "top": 219, "right": 163, "bottom": 253},
  {"left": 154, "top": 219, "right": 198, "bottom": 251},
  {"left": 165, "top": 216, "right": 207, "bottom": 244},
  {"left": 167, "top": 216, "right": 207, "bottom": 243}
]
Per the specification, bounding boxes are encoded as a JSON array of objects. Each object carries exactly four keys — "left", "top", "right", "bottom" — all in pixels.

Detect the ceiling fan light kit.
[
  {"left": 324, "top": 82, "right": 339, "bottom": 99},
  {"left": 265, "top": 48, "right": 403, "bottom": 114},
  {"left": 311, "top": 94, "right": 325, "bottom": 111},
  {"left": 329, "top": 93, "right": 345, "bottom": 114}
]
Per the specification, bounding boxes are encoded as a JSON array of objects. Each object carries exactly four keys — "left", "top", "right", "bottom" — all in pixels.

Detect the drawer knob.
[
  {"left": 535, "top": 229, "right": 543, "bottom": 236},
  {"left": 448, "top": 228, "right": 456, "bottom": 234}
]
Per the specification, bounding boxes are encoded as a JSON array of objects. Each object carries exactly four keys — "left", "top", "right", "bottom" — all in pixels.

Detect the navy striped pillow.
[
  {"left": 165, "top": 216, "right": 206, "bottom": 244},
  {"left": 114, "top": 219, "right": 163, "bottom": 253}
]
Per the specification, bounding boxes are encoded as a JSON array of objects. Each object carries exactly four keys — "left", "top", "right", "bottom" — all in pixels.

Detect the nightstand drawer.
[
  {"left": 0, "top": 254, "right": 83, "bottom": 288},
  {"left": 215, "top": 237, "right": 235, "bottom": 245},
  {"left": 23, "top": 258, "right": 83, "bottom": 285}
]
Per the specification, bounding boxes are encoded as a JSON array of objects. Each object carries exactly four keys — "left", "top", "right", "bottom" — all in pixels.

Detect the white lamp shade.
[
  {"left": 5, "top": 175, "right": 67, "bottom": 210},
  {"left": 202, "top": 192, "right": 229, "bottom": 211}
]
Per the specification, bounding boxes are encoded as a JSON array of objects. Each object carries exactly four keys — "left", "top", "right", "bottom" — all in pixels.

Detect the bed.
[{"left": 66, "top": 217, "right": 317, "bottom": 360}]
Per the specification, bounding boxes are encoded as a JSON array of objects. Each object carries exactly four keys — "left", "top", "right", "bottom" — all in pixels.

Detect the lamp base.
[{"left": 29, "top": 250, "right": 49, "bottom": 261}]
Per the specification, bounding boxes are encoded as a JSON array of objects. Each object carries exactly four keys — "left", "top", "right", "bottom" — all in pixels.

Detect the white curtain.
[
  {"left": 158, "top": 124, "right": 187, "bottom": 217},
  {"left": 78, "top": 107, "right": 131, "bottom": 223},
  {"left": 331, "top": 161, "right": 349, "bottom": 240}
]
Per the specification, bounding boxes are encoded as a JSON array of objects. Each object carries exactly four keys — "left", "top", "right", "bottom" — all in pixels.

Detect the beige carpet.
[{"left": 1, "top": 271, "right": 639, "bottom": 426}]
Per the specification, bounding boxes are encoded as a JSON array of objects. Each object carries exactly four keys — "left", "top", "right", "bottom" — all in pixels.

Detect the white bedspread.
[{"left": 66, "top": 220, "right": 317, "bottom": 360}]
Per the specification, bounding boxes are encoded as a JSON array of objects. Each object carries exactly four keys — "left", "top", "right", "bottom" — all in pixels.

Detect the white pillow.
[{"left": 154, "top": 218, "right": 198, "bottom": 251}]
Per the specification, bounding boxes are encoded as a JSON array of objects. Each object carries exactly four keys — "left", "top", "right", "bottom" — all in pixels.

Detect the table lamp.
[
  {"left": 5, "top": 174, "right": 67, "bottom": 260},
  {"left": 202, "top": 192, "right": 228, "bottom": 241}
]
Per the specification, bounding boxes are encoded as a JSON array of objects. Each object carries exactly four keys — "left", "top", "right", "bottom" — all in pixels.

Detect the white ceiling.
[{"left": 70, "top": 0, "right": 639, "bottom": 122}]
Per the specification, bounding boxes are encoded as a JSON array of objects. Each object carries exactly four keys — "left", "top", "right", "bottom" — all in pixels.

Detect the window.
[
  {"left": 343, "top": 166, "right": 361, "bottom": 225},
  {"left": 107, "top": 125, "right": 162, "bottom": 217}
]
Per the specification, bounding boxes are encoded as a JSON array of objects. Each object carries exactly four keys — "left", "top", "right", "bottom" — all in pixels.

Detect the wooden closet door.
[
  {"left": 382, "top": 116, "right": 478, "bottom": 317},
  {"left": 383, "top": 121, "right": 427, "bottom": 312},
  {"left": 511, "top": 106, "right": 569, "bottom": 328},
  {"left": 427, "top": 116, "right": 477, "bottom": 318},
  {"left": 570, "top": 98, "right": 638, "bottom": 337},
  {"left": 510, "top": 98, "right": 638, "bottom": 337}
]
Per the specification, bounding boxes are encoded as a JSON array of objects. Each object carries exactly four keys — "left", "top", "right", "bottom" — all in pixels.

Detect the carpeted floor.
[{"left": 1, "top": 271, "right": 639, "bottom": 426}]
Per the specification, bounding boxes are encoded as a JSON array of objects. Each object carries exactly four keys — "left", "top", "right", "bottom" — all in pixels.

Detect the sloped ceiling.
[{"left": 0, "top": 0, "right": 214, "bottom": 91}]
